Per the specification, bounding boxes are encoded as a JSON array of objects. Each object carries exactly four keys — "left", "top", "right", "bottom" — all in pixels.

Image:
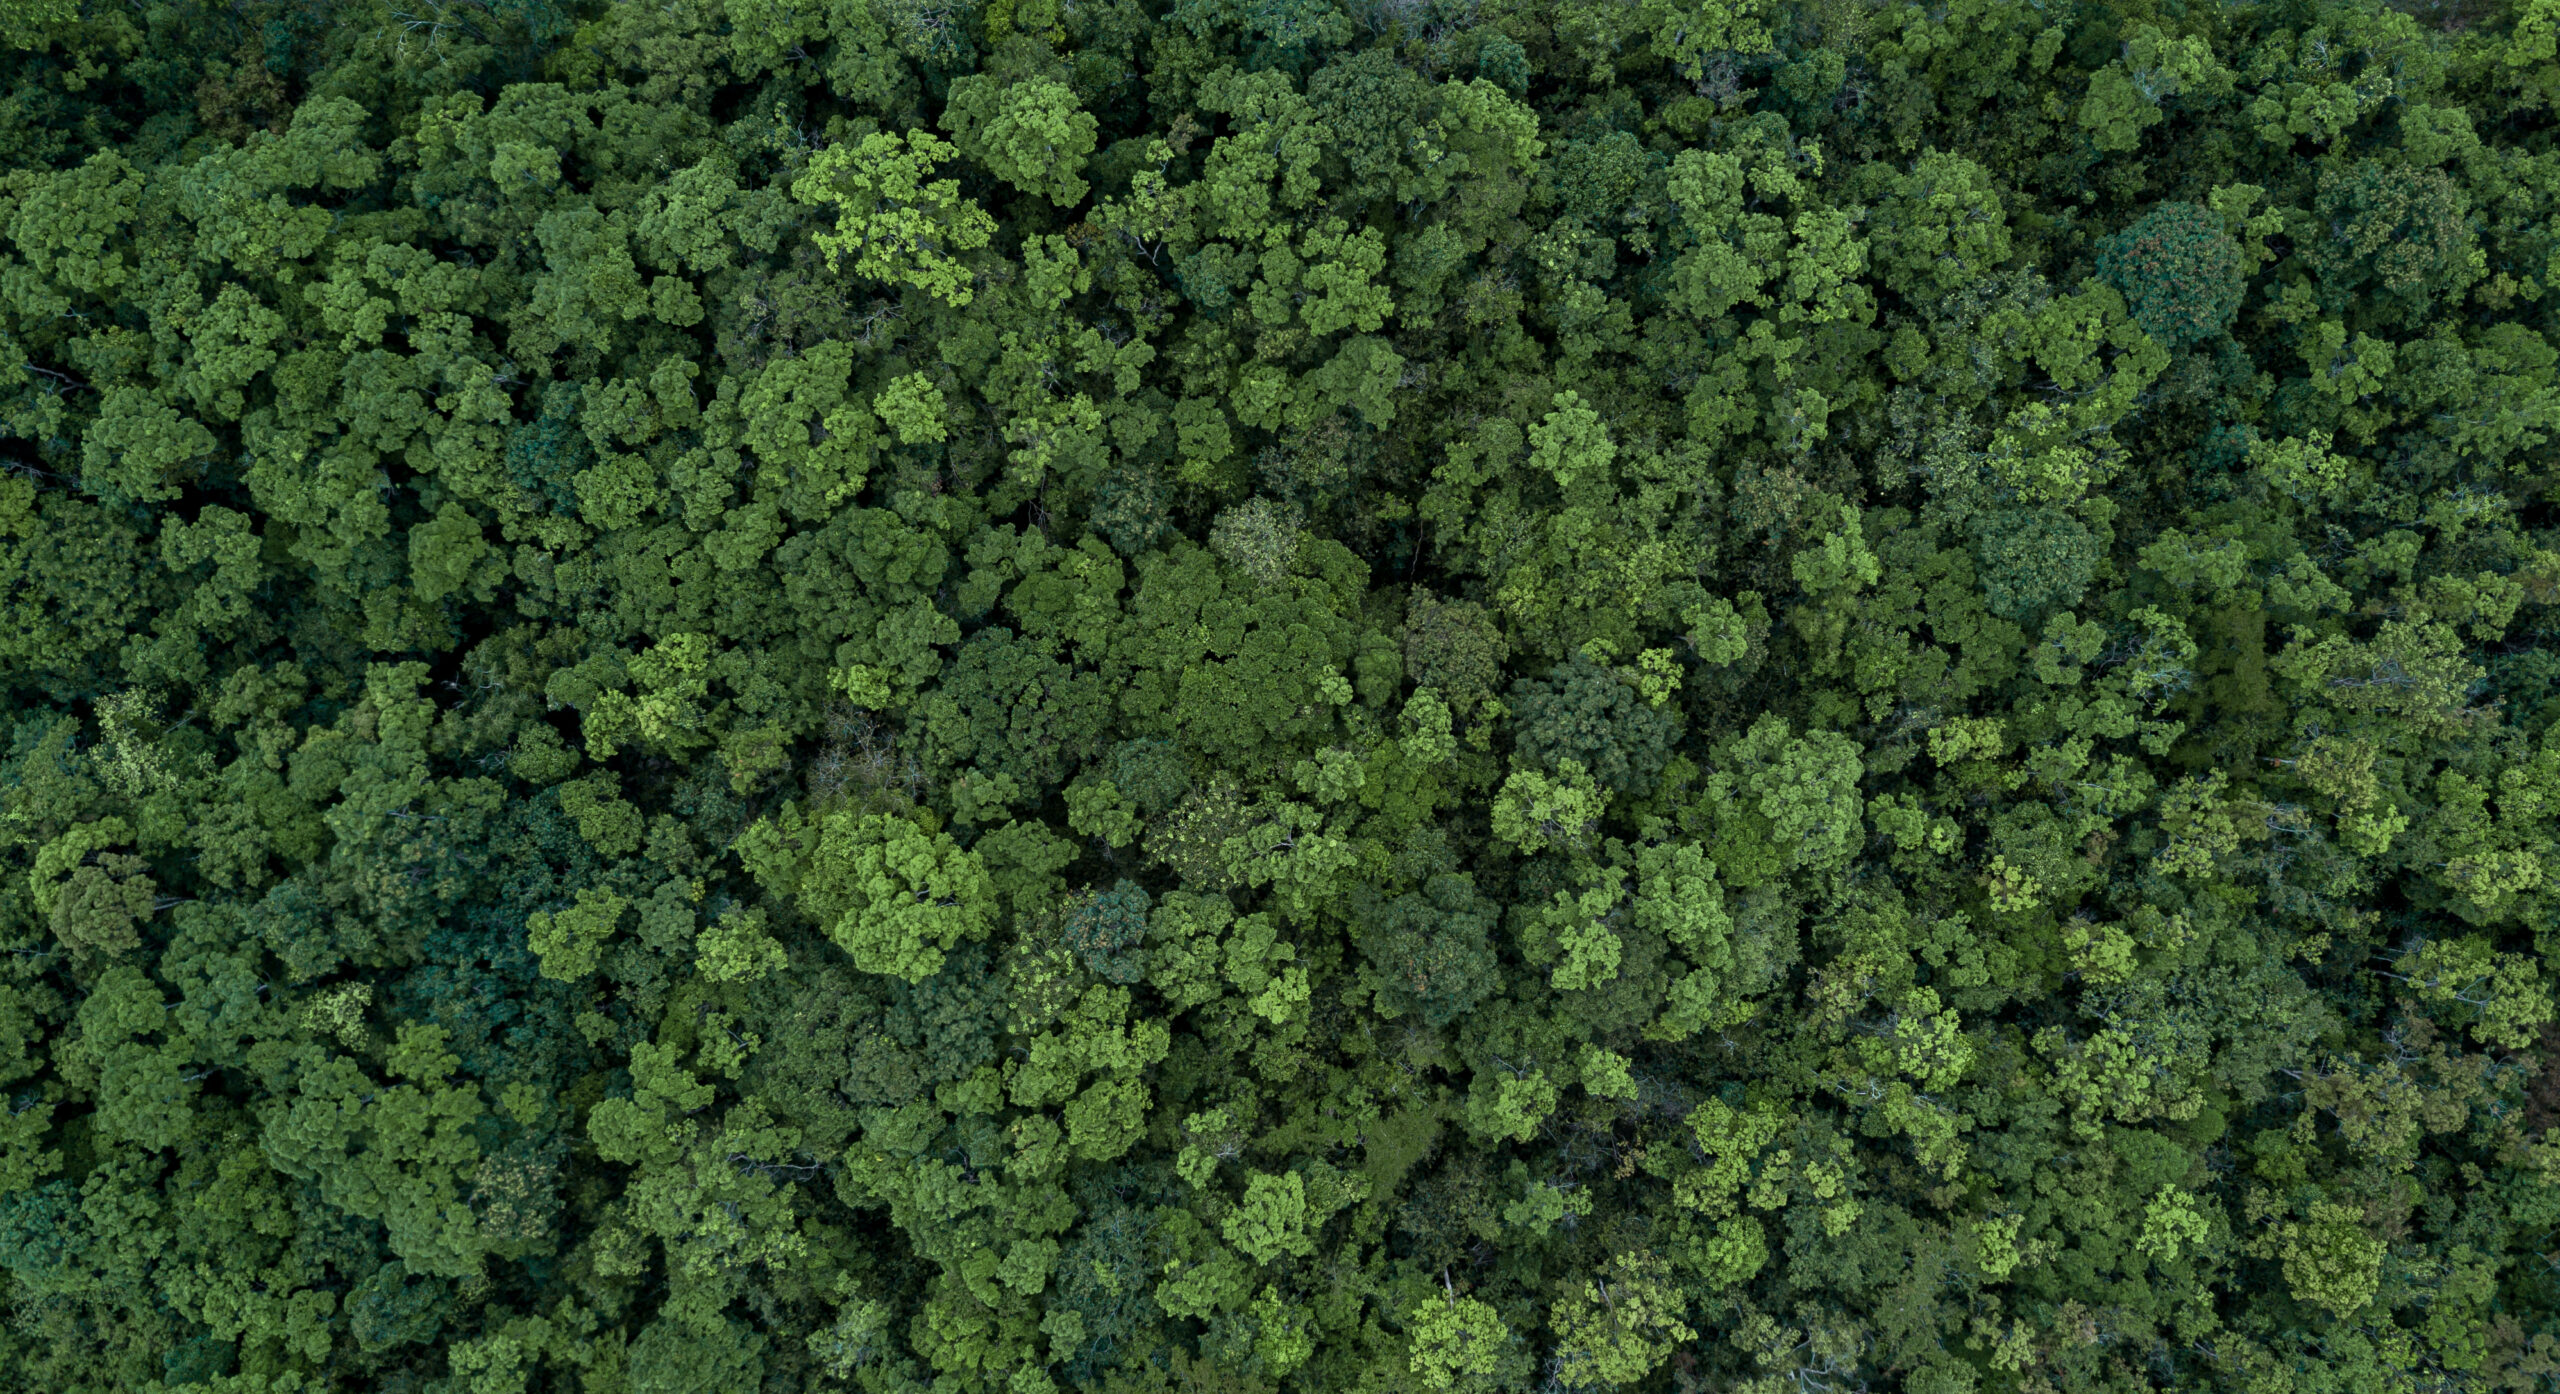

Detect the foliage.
[
  {"left": 1063, "top": 878, "right": 1152, "bottom": 984},
  {"left": 2095, "top": 201, "right": 2249, "bottom": 349},
  {"left": 0, "top": 3, "right": 2557, "bottom": 1393}
]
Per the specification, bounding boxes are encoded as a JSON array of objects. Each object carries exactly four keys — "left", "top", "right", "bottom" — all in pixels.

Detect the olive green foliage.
[{"left": 3, "top": 1, "right": 2560, "bottom": 1392}]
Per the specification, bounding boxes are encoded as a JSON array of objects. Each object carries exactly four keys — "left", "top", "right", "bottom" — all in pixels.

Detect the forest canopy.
[{"left": 1, "top": 0, "right": 2559, "bottom": 1390}]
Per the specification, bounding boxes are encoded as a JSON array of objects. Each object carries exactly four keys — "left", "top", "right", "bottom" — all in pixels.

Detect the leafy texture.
[{"left": 0, "top": 4, "right": 2556, "bottom": 1393}]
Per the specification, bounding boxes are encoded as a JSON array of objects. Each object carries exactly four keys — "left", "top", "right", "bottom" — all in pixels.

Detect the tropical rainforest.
[{"left": 0, "top": 0, "right": 2558, "bottom": 1389}]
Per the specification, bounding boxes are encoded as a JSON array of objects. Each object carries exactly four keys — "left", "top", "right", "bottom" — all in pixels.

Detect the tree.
[
  {"left": 1864, "top": 151, "right": 2011, "bottom": 300},
  {"left": 1406, "top": 1291, "right": 1511, "bottom": 1391},
  {"left": 1548, "top": 1252, "right": 1696, "bottom": 1388},
  {"left": 752, "top": 808, "right": 999, "bottom": 982},
  {"left": 1695, "top": 716, "right": 1865, "bottom": 885},
  {"left": 1971, "top": 506, "right": 2101, "bottom": 621},
  {"left": 1508, "top": 651, "right": 1681, "bottom": 795},
  {"left": 1062, "top": 880, "right": 1150, "bottom": 984},
  {"left": 942, "top": 77, "right": 1102, "bottom": 207},
  {"left": 2094, "top": 203, "right": 2246, "bottom": 348},
  {"left": 1492, "top": 760, "right": 1607, "bottom": 856},
  {"left": 527, "top": 887, "right": 627, "bottom": 980},
  {"left": 790, "top": 131, "right": 996, "bottom": 305},
  {"left": 1354, "top": 873, "right": 1502, "bottom": 1027},
  {"left": 1223, "top": 1171, "right": 1317, "bottom": 1264},
  {"left": 2278, "top": 1203, "right": 2386, "bottom": 1320}
]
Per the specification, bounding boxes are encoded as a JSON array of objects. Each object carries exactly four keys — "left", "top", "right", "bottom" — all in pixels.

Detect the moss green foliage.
[{"left": 3, "top": 1, "right": 2560, "bottom": 1391}]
